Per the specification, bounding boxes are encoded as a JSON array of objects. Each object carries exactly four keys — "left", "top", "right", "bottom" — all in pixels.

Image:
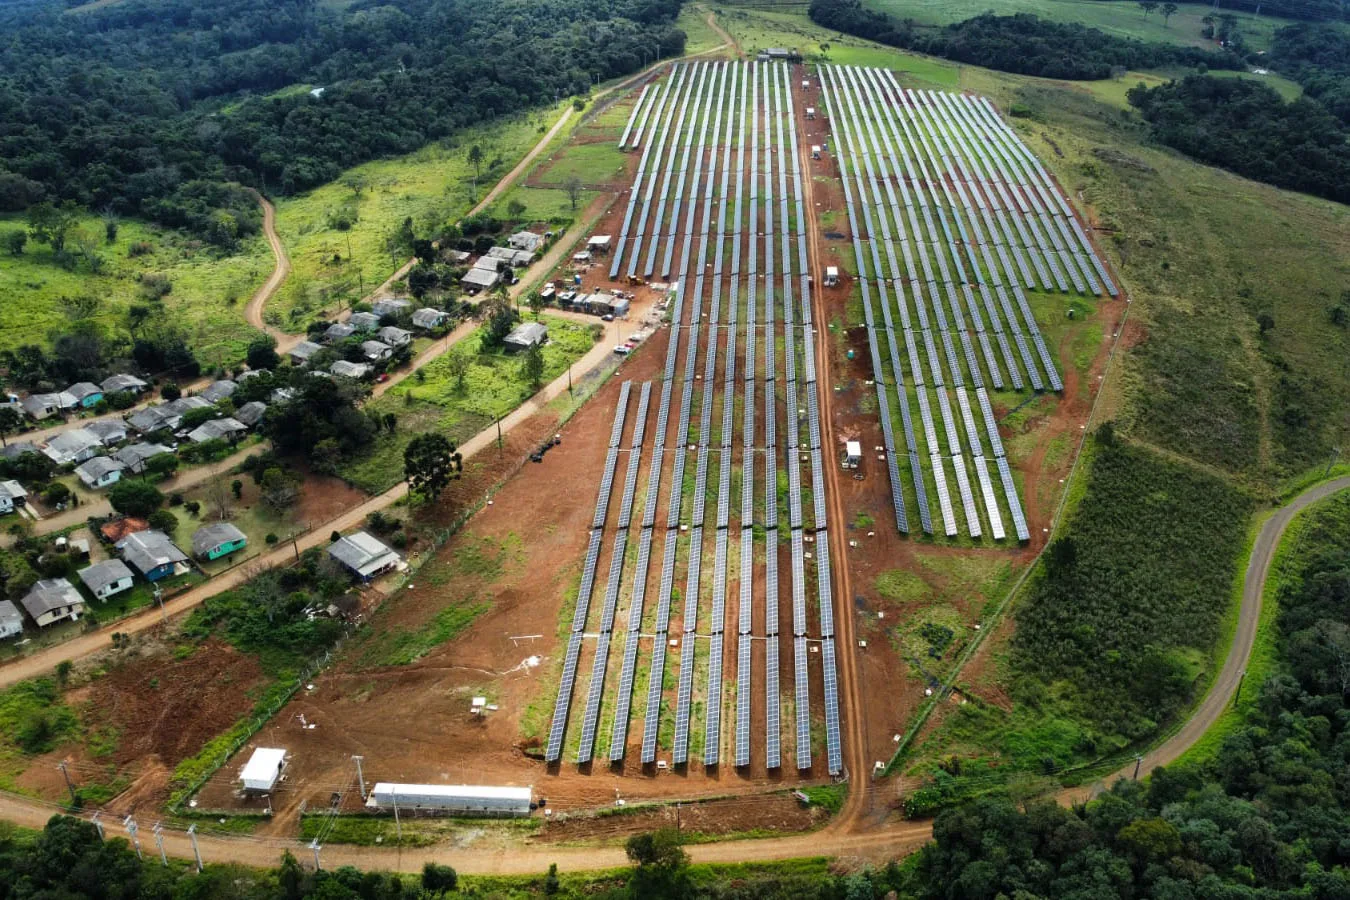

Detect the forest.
[
  {"left": 807, "top": 1, "right": 1242, "bottom": 79},
  {"left": 0, "top": 0, "right": 684, "bottom": 246},
  {"left": 1127, "top": 75, "right": 1350, "bottom": 204}
]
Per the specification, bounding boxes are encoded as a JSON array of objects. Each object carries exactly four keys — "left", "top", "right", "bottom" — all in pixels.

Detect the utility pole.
[
  {"left": 1132, "top": 755, "right": 1143, "bottom": 780},
  {"left": 352, "top": 755, "right": 366, "bottom": 799},
  {"left": 1325, "top": 446, "right": 1342, "bottom": 478},
  {"left": 568, "top": 364, "right": 573, "bottom": 396},
  {"left": 153, "top": 585, "right": 165, "bottom": 625},
  {"left": 675, "top": 802, "right": 681, "bottom": 837},
  {"left": 57, "top": 761, "right": 77, "bottom": 806},
  {"left": 1234, "top": 668, "right": 1247, "bottom": 705},
  {"left": 392, "top": 788, "right": 402, "bottom": 842},
  {"left": 187, "top": 824, "right": 203, "bottom": 872},
  {"left": 290, "top": 530, "right": 300, "bottom": 562},
  {"left": 309, "top": 838, "right": 322, "bottom": 872},
  {"left": 153, "top": 824, "right": 167, "bottom": 866},
  {"left": 496, "top": 416, "right": 503, "bottom": 454},
  {"left": 91, "top": 812, "right": 104, "bottom": 841},
  {"left": 124, "top": 816, "right": 142, "bottom": 860}
]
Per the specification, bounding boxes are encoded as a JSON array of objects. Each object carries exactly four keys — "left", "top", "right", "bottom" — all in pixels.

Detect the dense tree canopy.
[{"left": 0, "top": 0, "right": 685, "bottom": 244}]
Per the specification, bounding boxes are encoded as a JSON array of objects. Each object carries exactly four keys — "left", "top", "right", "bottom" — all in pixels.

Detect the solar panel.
[
  {"left": 821, "top": 638, "right": 843, "bottom": 775},
  {"left": 735, "top": 634, "right": 752, "bottom": 766},
  {"left": 544, "top": 632, "right": 586, "bottom": 762},
  {"left": 672, "top": 637, "right": 697, "bottom": 765},
  {"left": 931, "top": 453, "right": 958, "bottom": 537},
  {"left": 951, "top": 454, "right": 981, "bottom": 538},
  {"left": 996, "top": 455, "right": 1030, "bottom": 541},
  {"left": 793, "top": 636, "right": 811, "bottom": 770}
]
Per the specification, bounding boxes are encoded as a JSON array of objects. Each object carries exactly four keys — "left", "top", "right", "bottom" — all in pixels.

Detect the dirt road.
[{"left": 244, "top": 194, "right": 296, "bottom": 349}]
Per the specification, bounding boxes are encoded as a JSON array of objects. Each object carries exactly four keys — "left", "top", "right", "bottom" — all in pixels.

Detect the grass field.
[
  {"left": 862, "top": 0, "right": 1292, "bottom": 51},
  {"left": 268, "top": 102, "right": 574, "bottom": 327},
  {"left": 0, "top": 213, "right": 270, "bottom": 367}
]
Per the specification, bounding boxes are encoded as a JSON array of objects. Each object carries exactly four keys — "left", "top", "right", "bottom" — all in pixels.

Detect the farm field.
[{"left": 862, "top": 0, "right": 1293, "bottom": 51}]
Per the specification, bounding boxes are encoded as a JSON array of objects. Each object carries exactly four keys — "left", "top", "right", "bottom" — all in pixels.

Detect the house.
[
  {"left": 486, "top": 246, "right": 535, "bottom": 268},
  {"left": 461, "top": 267, "right": 500, "bottom": 293},
  {"left": 325, "top": 323, "right": 357, "bottom": 343},
  {"left": 824, "top": 266, "right": 839, "bottom": 287},
  {"left": 235, "top": 401, "right": 267, "bottom": 428},
  {"left": 446, "top": 250, "right": 471, "bottom": 264},
  {"left": 288, "top": 341, "right": 323, "bottom": 365},
  {"left": 75, "top": 456, "right": 125, "bottom": 489},
  {"left": 371, "top": 298, "right": 411, "bottom": 319},
  {"left": 86, "top": 419, "right": 129, "bottom": 446},
  {"left": 361, "top": 340, "right": 393, "bottom": 362},
  {"left": 330, "top": 360, "right": 371, "bottom": 380},
  {"left": 199, "top": 380, "right": 238, "bottom": 404},
  {"left": 0, "top": 441, "right": 40, "bottom": 460},
  {"left": 0, "top": 600, "right": 22, "bottom": 639},
  {"left": 20, "top": 393, "right": 62, "bottom": 420},
  {"left": 187, "top": 417, "right": 247, "bottom": 444},
  {"left": 411, "top": 308, "right": 447, "bottom": 330},
  {"left": 328, "top": 530, "right": 400, "bottom": 581},
  {"left": 0, "top": 480, "right": 27, "bottom": 514},
  {"left": 271, "top": 387, "right": 297, "bottom": 405},
  {"left": 192, "top": 522, "right": 248, "bottom": 560},
  {"left": 77, "top": 559, "right": 135, "bottom": 601},
  {"left": 586, "top": 235, "right": 612, "bottom": 254},
  {"left": 508, "top": 231, "right": 544, "bottom": 252},
  {"left": 44, "top": 428, "right": 103, "bottom": 466},
  {"left": 763, "top": 47, "right": 801, "bottom": 61},
  {"left": 376, "top": 326, "right": 412, "bottom": 347},
  {"left": 503, "top": 321, "right": 547, "bottom": 351},
  {"left": 348, "top": 311, "right": 381, "bottom": 331},
  {"left": 100, "top": 517, "right": 150, "bottom": 544},
  {"left": 116, "top": 529, "right": 188, "bottom": 582},
  {"left": 572, "top": 251, "right": 592, "bottom": 264},
  {"left": 125, "top": 406, "right": 169, "bottom": 434},
  {"left": 66, "top": 382, "right": 104, "bottom": 408},
  {"left": 125, "top": 396, "right": 211, "bottom": 434},
  {"left": 20, "top": 578, "right": 85, "bottom": 627},
  {"left": 101, "top": 374, "right": 149, "bottom": 395},
  {"left": 113, "top": 442, "right": 173, "bottom": 474},
  {"left": 472, "top": 255, "right": 507, "bottom": 274}
]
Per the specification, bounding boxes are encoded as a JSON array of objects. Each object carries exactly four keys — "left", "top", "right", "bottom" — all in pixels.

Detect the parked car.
[
  {"left": 601, "top": 314, "right": 614, "bottom": 322},
  {"left": 376, "top": 373, "right": 390, "bottom": 383},
  {"left": 613, "top": 345, "right": 631, "bottom": 355}
]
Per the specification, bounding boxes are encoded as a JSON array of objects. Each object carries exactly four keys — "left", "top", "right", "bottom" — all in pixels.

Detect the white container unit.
[{"left": 366, "top": 783, "right": 532, "bottom": 818}]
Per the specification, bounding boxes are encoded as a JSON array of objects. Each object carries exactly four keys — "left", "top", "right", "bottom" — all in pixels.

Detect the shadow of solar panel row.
[{"left": 821, "top": 638, "right": 843, "bottom": 775}]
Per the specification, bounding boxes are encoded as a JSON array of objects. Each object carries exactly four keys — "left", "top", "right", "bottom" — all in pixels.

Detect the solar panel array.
[
  {"left": 815, "top": 63, "right": 1111, "bottom": 545},
  {"left": 551, "top": 61, "right": 843, "bottom": 778}
]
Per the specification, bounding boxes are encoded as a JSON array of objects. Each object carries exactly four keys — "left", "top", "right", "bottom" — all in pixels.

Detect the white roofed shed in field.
[
  {"left": 240, "top": 747, "right": 287, "bottom": 792},
  {"left": 366, "top": 783, "right": 532, "bottom": 817}
]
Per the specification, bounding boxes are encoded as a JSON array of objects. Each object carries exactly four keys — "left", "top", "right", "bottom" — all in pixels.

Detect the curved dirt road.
[{"left": 244, "top": 194, "right": 293, "bottom": 345}]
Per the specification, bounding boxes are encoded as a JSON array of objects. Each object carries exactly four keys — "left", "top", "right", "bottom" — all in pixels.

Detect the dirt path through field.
[{"left": 244, "top": 193, "right": 297, "bottom": 349}]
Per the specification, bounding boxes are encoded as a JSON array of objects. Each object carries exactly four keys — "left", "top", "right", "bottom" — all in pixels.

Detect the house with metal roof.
[
  {"left": 372, "top": 298, "right": 412, "bottom": 318},
  {"left": 187, "top": 417, "right": 247, "bottom": 444},
  {"left": 508, "top": 231, "right": 544, "bottom": 252},
  {"left": 85, "top": 419, "right": 129, "bottom": 446},
  {"left": 503, "top": 322, "right": 548, "bottom": 351},
  {"left": 44, "top": 428, "right": 103, "bottom": 466},
  {"left": 199, "top": 380, "right": 238, "bottom": 404},
  {"left": 20, "top": 578, "right": 85, "bottom": 627},
  {"left": 0, "top": 480, "right": 27, "bottom": 514},
  {"left": 77, "top": 559, "right": 135, "bottom": 601},
  {"left": 192, "top": 522, "right": 248, "bottom": 560},
  {"left": 75, "top": 456, "right": 125, "bottom": 489},
  {"left": 411, "top": 308, "right": 448, "bottom": 330},
  {"left": 20, "top": 393, "right": 62, "bottom": 420},
  {"left": 235, "top": 401, "right": 267, "bottom": 428},
  {"left": 486, "top": 246, "right": 535, "bottom": 268},
  {"left": 348, "top": 311, "right": 381, "bottom": 331},
  {"left": 325, "top": 323, "right": 357, "bottom": 343},
  {"left": 113, "top": 442, "right": 174, "bottom": 474},
  {"left": 331, "top": 360, "right": 371, "bottom": 380},
  {"left": 377, "top": 326, "right": 412, "bottom": 347},
  {"left": 0, "top": 600, "right": 22, "bottom": 639},
  {"left": 0, "top": 442, "right": 39, "bottom": 460},
  {"left": 116, "top": 530, "right": 188, "bottom": 582},
  {"left": 101, "top": 374, "right": 149, "bottom": 395},
  {"left": 361, "top": 340, "right": 393, "bottom": 362},
  {"left": 328, "top": 531, "right": 400, "bottom": 581},
  {"left": 288, "top": 341, "right": 323, "bottom": 365},
  {"left": 586, "top": 235, "right": 612, "bottom": 252},
  {"left": 461, "top": 267, "right": 500, "bottom": 293},
  {"left": 66, "top": 382, "right": 104, "bottom": 408}
]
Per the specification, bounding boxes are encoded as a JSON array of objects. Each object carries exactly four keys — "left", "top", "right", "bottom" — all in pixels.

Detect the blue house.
[
  {"left": 116, "top": 530, "right": 188, "bottom": 582},
  {"left": 66, "top": 383, "right": 104, "bottom": 409}
]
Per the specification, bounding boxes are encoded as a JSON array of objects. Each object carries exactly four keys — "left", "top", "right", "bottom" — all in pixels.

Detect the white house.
[
  {"left": 411, "top": 308, "right": 447, "bottom": 330},
  {"left": 361, "top": 340, "right": 394, "bottom": 362},
  {"left": 0, "top": 600, "right": 22, "bottom": 640},
  {"left": 376, "top": 326, "right": 412, "bottom": 347},
  {"left": 328, "top": 531, "right": 400, "bottom": 581},
  {"left": 44, "top": 428, "right": 103, "bottom": 466},
  {"left": 0, "top": 480, "right": 26, "bottom": 514},
  {"left": 20, "top": 578, "right": 84, "bottom": 628},
  {"left": 77, "top": 559, "right": 135, "bottom": 601}
]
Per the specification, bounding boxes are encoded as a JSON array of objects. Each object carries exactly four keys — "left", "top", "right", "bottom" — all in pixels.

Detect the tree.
[
  {"left": 522, "top": 342, "right": 545, "bottom": 388},
  {"left": 404, "top": 433, "right": 463, "bottom": 501},
  {"left": 467, "top": 145, "right": 484, "bottom": 194},
  {"left": 231, "top": 479, "right": 244, "bottom": 499},
  {"left": 421, "top": 863, "right": 458, "bottom": 894},
  {"left": 1139, "top": 0, "right": 1159, "bottom": 14},
  {"left": 247, "top": 336, "right": 280, "bottom": 370},
  {"left": 5, "top": 230, "right": 26, "bottom": 256},
  {"left": 447, "top": 352, "right": 470, "bottom": 393},
  {"left": 108, "top": 480, "right": 165, "bottom": 518},
  {"left": 625, "top": 829, "right": 689, "bottom": 898},
  {"left": 382, "top": 412, "right": 397, "bottom": 434},
  {"left": 564, "top": 175, "right": 583, "bottom": 212},
  {"left": 528, "top": 290, "right": 547, "bottom": 319},
  {"left": 480, "top": 296, "right": 516, "bottom": 350},
  {"left": 27, "top": 201, "right": 78, "bottom": 252},
  {"left": 148, "top": 509, "right": 178, "bottom": 535},
  {"left": 0, "top": 407, "right": 22, "bottom": 447},
  {"left": 104, "top": 219, "right": 118, "bottom": 243},
  {"left": 506, "top": 199, "right": 526, "bottom": 220},
  {"left": 311, "top": 437, "right": 342, "bottom": 475},
  {"left": 260, "top": 467, "right": 299, "bottom": 511},
  {"left": 1161, "top": 2, "right": 1178, "bottom": 25}
]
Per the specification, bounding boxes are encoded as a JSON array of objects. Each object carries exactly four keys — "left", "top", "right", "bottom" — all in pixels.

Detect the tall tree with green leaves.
[
  {"left": 404, "top": 433, "right": 463, "bottom": 501},
  {"left": 522, "top": 342, "right": 544, "bottom": 388}
]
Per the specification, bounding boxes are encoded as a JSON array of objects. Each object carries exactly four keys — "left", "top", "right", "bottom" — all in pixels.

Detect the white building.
[
  {"left": 240, "top": 747, "right": 287, "bottom": 792},
  {"left": 366, "top": 783, "right": 532, "bottom": 818}
]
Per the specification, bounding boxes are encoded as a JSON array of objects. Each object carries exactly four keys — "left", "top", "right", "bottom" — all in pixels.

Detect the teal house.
[{"left": 191, "top": 522, "right": 248, "bottom": 561}]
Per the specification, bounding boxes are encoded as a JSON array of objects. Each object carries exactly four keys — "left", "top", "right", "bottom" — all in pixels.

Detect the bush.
[
  {"left": 147, "top": 509, "right": 178, "bottom": 535},
  {"left": 108, "top": 479, "right": 164, "bottom": 517}
]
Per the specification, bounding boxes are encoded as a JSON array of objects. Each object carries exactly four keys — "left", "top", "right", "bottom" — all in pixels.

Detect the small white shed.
[
  {"left": 844, "top": 441, "right": 863, "bottom": 468},
  {"left": 811, "top": 145, "right": 822, "bottom": 159},
  {"left": 240, "top": 747, "right": 287, "bottom": 792},
  {"left": 824, "top": 266, "right": 840, "bottom": 286},
  {"left": 806, "top": 107, "right": 816, "bottom": 119}
]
